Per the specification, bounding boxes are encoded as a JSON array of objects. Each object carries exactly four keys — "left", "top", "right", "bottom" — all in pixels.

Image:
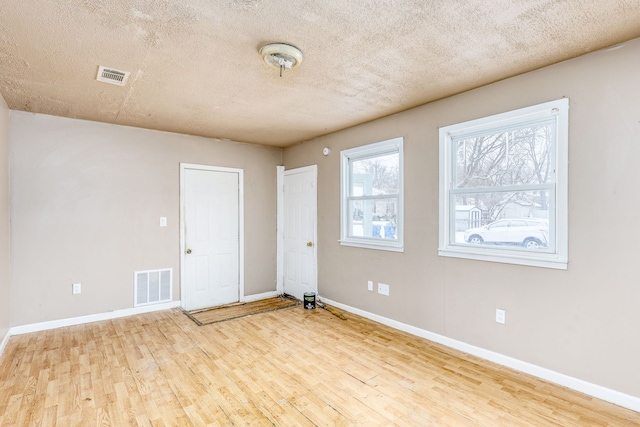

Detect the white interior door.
[
  {"left": 182, "top": 165, "right": 241, "bottom": 311},
  {"left": 283, "top": 166, "right": 317, "bottom": 300}
]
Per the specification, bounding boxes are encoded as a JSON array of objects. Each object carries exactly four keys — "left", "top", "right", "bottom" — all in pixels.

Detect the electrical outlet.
[
  {"left": 160, "top": 217, "right": 167, "bottom": 227},
  {"left": 496, "top": 308, "right": 506, "bottom": 324},
  {"left": 72, "top": 283, "right": 82, "bottom": 295},
  {"left": 367, "top": 280, "right": 373, "bottom": 291},
  {"left": 378, "top": 282, "right": 389, "bottom": 296}
]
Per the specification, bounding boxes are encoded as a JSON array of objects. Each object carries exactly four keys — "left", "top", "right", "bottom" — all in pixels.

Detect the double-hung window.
[
  {"left": 439, "top": 99, "right": 568, "bottom": 269},
  {"left": 341, "top": 137, "right": 404, "bottom": 252}
]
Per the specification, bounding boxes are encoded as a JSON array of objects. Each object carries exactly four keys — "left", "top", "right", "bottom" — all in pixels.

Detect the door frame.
[
  {"left": 179, "top": 163, "right": 245, "bottom": 310},
  {"left": 276, "top": 164, "right": 318, "bottom": 297}
]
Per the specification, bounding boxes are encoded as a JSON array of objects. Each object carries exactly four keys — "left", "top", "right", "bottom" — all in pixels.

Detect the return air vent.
[
  {"left": 135, "top": 268, "right": 172, "bottom": 307},
  {"left": 96, "top": 65, "right": 130, "bottom": 86}
]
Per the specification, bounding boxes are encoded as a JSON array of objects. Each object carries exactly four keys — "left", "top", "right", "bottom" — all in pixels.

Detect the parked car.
[{"left": 464, "top": 219, "right": 549, "bottom": 249}]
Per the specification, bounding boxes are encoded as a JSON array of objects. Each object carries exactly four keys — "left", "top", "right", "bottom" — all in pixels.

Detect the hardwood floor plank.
[{"left": 1, "top": 306, "right": 639, "bottom": 426}]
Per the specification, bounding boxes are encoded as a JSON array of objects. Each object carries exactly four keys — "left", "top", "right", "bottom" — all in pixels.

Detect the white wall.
[
  {"left": 9, "top": 113, "right": 282, "bottom": 326},
  {"left": 284, "top": 38, "right": 640, "bottom": 399}
]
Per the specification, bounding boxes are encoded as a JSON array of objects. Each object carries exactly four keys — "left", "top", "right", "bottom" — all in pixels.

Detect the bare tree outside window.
[
  {"left": 352, "top": 153, "right": 399, "bottom": 224},
  {"left": 353, "top": 153, "right": 399, "bottom": 195},
  {"left": 341, "top": 137, "right": 404, "bottom": 251},
  {"left": 454, "top": 122, "right": 554, "bottom": 222},
  {"left": 439, "top": 98, "right": 568, "bottom": 269}
]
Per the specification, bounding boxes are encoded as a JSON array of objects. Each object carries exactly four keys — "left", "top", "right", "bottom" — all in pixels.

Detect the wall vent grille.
[
  {"left": 135, "top": 268, "right": 172, "bottom": 307},
  {"left": 96, "top": 65, "right": 130, "bottom": 86}
]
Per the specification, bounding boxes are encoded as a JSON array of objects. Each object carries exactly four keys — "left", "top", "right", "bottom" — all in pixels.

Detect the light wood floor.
[{"left": 1, "top": 307, "right": 638, "bottom": 426}]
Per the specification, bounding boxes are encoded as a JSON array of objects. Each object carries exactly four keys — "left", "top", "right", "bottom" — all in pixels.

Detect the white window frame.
[
  {"left": 340, "top": 137, "right": 404, "bottom": 252},
  {"left": 438, "top": 99, "right": 569, "bottom": 269}
]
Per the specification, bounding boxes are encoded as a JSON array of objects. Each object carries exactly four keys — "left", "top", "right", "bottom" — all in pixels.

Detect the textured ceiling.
[{"left": 1, "top": 1, "right": 639, "bottom": 147}]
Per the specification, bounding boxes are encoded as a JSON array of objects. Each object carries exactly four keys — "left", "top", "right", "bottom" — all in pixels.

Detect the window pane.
[
  {"left": 440, "top": 99, "right": 567, "bottom": 268},
  {"left": 453, "top": 190, "right": 552, "bottom": 251},
  {"left": 455, "top": 121, "right": 554, "bottom": 189},
  {"left": 348, "top": 198, "right": 398, "bottom": 240},
  {"left": 351, "top": 152, "right": 399, "bottom": 196},
  {"left": 341, "top": 137, "right": 404, "bottom": 251}
]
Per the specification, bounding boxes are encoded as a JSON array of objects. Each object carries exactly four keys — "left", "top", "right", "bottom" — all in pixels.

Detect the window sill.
[
  {"left": 438, "top": 247, "right": 567, "bottom": 270},
  {"left": 340, "top": 240, "right": 404, "bottom": 253}
]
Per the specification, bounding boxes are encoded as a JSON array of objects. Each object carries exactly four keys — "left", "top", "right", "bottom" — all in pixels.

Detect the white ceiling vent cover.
[
  {"left": 97, "top": 66, "right": 130, "bottom": 86},
  {"left": 135, "top": 268, "right": 172, "bottom": 307}
]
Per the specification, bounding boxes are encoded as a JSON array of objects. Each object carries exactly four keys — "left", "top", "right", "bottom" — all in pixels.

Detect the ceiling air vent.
[{"left": 96, "top": 65, "right": 130, "bottom": 86}]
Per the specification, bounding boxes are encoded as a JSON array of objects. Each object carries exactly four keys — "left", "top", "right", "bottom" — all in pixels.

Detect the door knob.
[
  {"left": 185, "top": 248, "right": 192, "bottom": 254},
  {"left": 306, "top": 242, "right": 313, "bottom": 247}
]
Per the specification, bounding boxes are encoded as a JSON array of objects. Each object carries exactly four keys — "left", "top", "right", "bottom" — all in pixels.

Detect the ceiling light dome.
[{"left": 259, "top": 43, "right": 303, "bottom": 76}]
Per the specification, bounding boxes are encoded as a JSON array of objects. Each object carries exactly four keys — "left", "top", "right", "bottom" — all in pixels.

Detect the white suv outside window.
[
  {"left": 464, "top": 219, "right": 549, "bottom": 250},
  {"left": 438, "top": 98, "right": 568, "bottom": 269}
]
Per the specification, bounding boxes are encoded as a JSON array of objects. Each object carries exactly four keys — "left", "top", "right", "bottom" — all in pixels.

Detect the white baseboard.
[
  {"left": 319, "top": 296, "right": 640, "bottom": 413},
  {"left": 9, "top": 301, "right": 182, "bottom": 336},
  {"left": 0, "top": 329, "right": 10, "bottom": 359},
  {"left": 242, "top": 290, "right": 279, "bottom": 303}
]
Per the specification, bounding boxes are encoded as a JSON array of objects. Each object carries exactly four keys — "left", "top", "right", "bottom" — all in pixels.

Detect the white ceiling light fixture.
[{"left": 259, "top": 43, "right": 303, "bottom": 77}]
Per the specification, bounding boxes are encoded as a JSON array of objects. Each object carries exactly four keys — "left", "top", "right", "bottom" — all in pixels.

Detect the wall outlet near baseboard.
[
  {"left": 378, "top": 283, "right": 390, "bottom": 296},
  {"left": 72, "top": 283, "right": 82, "bottom": 295},
  {"left": 496, "top": 308, "right": 506, "bottom": 324}
]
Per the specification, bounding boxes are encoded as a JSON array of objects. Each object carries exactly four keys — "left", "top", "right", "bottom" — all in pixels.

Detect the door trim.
[
  {"left": 276, "top": 166, "right": 285, "bottom": 295},
  {"left": 277, "top": 164, "right": 318, "bottom": 297},
  {"left": 179, "top": 163, "right": 245, "bottom": 310}
]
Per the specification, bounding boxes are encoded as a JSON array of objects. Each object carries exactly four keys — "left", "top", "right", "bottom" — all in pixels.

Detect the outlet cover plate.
[
  {"left": 72, "top": 283, "right": 82, "bottom": 295},
  {"left": 496, "top": 308, "right": 506, "bottom": 324},
  {"left": 378, "top": 282, "right": 389, "bottom": 296}
]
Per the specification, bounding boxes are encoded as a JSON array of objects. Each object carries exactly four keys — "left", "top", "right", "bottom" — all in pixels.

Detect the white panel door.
[
  {"left": 283, "top": 166, "right": 317, "bottom": 301},
  {"left": 183, "top": 167, "right": 240, "bottom": 311}
]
